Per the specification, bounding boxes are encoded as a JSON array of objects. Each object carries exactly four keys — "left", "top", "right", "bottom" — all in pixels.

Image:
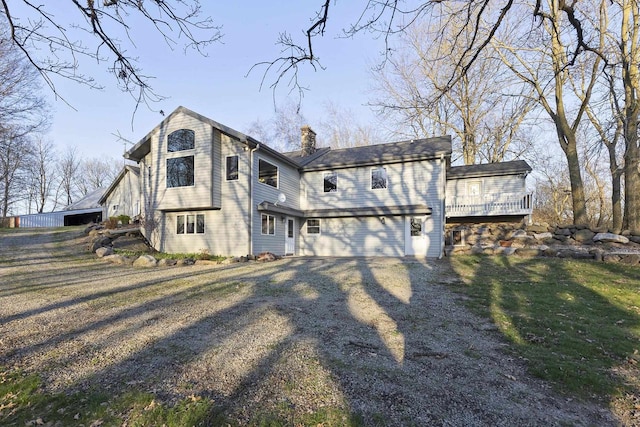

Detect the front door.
[
  {"left": 405, "top": 216, "right": 428, "bottom": 256},
  {"left": 285, "top": 217, "right": 295, "bottom": 255}
]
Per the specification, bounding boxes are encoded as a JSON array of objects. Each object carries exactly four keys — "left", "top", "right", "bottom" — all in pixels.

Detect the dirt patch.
[{"left": 0, "top": 228, "right": 617, "bottom": 425}]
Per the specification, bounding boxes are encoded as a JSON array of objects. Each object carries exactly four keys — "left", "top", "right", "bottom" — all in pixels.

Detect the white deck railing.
[{"left": 446, "top": 192, "right": 532, "bottom": 217}]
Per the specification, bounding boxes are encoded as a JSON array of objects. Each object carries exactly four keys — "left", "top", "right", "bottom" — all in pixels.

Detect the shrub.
[
  {"left": 105, "top": 217, "right": 118, "bottom": 229},
  {"left": 116, "top": 215, "right": 131, "bottom": 225}
]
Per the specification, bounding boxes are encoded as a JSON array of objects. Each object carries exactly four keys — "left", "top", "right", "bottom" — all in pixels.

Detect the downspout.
[
  {"left": 248, "top": 143, "right": 260, "bottom": 256},
  {"left": 440, "top": 153, "right": 446, "bottom": 259}
]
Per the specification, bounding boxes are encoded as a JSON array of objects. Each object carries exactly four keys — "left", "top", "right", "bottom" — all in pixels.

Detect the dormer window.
[{"left": 167, "top": 129, "right": 195, "bottom": 152}]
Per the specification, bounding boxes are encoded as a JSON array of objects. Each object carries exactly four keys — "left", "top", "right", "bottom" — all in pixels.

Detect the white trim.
[
  {"left": 322, "top": 171, "right": 338, "bottom": 193},
  {"left": 257, "top": 158, "right": 279, "bottom": 189},
  {"left": 261, "top": 213, "right": 276, "bottom": 235}
]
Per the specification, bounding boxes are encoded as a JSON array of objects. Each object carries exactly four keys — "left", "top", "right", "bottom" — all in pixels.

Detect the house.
[
  {"left": 98, "top": 165, "right": 141, "bottom": 220},
  {"left": 122, "top": 106, "right": 531, "bottom": 257}
]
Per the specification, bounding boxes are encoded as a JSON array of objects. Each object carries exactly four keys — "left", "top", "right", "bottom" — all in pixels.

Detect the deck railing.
[{"left": 446, "top": 192, "right": 532, "bottom": 217}]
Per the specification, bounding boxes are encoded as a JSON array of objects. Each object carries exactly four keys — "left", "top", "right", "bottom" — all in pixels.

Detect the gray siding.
[
  {"left": 446, "top": 175, "right": 525, "bottom": 200},
  {"left": 252, "top": 151, "right": 300, "bottom": 255},
  {"left": 157, "top": 133, "right": 251, "bottom": 256},
  {"left": 300, "top": 159, "right": 444, "bottom": 257},
  {"left": 105, "top": 170, "right": 140, "bottom": 219},
  {"left": 299, "top": 216, "right": 405, "bottom": 256},
  {"left": 149, "top": 111, "right": 217, "bottom": 211}
]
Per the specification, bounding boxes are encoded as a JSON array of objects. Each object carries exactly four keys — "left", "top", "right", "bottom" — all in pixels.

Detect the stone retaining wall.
[{"left": 445, "top": 222, "right": 640, "bottom": 265}]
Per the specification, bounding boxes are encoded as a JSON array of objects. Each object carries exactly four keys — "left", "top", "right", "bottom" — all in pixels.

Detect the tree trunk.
[
  {"left": 609, "top": 147, "right": 623, "bottom": 233},
  {"left": 624, "top": 124, "right": 640, "bottom": 233},
  {"left": 563, "top": 132, "right": 589, "bottom": 225}
]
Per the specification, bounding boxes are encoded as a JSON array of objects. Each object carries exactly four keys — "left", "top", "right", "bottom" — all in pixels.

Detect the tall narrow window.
[
  {"left": 167, "top": 156, "right": 194, "bottom": 188},
  {"left": 323, "top": 171, "right": 337, "bottom": 192},
  {"left": 186, "top": 214, "right": 195, "bottom": 234},
  {"left": 177, "top": 215, "right": 185, "bottom": 234},
  {"left": 226, "top": 155, "right": 239, "bottom": 181},
  {"left": 196, "top": 214, "right": 205, "bottom": 234},
  {"left": 371, "top": 167, "right": 387, "bottom": 190},
  {"left": 167, "top": 129, "right": 195, "bottom": 152},
  {"left": 261, "top": 214, "right": 275, "bottom": 235},
  {"left": 258, "top": 159, "right": 278, "bottom": 188},
  {"left": 307, "top": 219, "right": 320, "bottom": 234}
]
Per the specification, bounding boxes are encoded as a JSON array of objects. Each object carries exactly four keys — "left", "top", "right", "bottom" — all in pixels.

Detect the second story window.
[
  {"left": 323, "top": 171, "right": 337, "bottom": 192},
  {"left": 226, "top": 155, "right": 239, "bottom": 181},
  {"left": 167, "top": 156, "right": 194, "bottom": 188},
  {"left": 258, "top": 159, "right": 278, "bottom": 188},
  {"left": 371, "top": 166, "right": 387, "bottom": 190},
  {"left": 167, "top": 129, "right": 195, "bottom": 152}
]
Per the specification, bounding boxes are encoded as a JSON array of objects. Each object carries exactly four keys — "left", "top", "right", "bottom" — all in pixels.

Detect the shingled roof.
[
  {"left": 289, "top": 136, "right": 452, "bottom": 171},
  {"left": 447, "top": 160, "right": 532, "bottom": 179}
]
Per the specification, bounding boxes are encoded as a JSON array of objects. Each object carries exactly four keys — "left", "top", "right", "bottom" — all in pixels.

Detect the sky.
[{"left": 40, "top": 2, "right": 385, "bottom": 161}]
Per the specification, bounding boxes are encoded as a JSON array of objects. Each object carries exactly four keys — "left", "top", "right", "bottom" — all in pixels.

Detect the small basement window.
[
  {"left": 258, "top": 159, "right": 278, "bottom": 188},
  {"left": 307, "top": 219, "right": 320, "bottom": 234},
  {"left": 451, "top": 229, "right": 465, "bottom": 246}
]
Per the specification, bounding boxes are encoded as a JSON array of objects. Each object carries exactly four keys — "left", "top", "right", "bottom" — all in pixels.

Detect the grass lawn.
[{"left": 449, "top": 256, "right": 640, "bottom": 413}]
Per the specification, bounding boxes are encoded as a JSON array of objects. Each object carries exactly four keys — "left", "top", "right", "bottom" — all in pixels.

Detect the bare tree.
[
  {"left": 246, "top": 100, "right": 309, "bottom": 152},
  {"left": 58, "top": 146, "right": 82, "bottom": 206},
  {"left": 76, "top": 157, "right": 121, "bottom": 196},
  {"left": 490, "top": 0, "right": 606, "bottom": 225},
  {"left": 0, "top": 129, "right": 34, "bottom": 218},
  {"left": 317, "top": 102, "right": 381, "bottom": 148},
  {"left": 26, "top": 139, "right": 58, "bottom": 213},
  {"left": 613, "top": 0, "right": 640, "bottom": 232},
  {"left": 371, "top": 16, "right": 535, "bottom": 164},
  {"left": 0, "top": 1, "right": 221, "bottom": 111}
]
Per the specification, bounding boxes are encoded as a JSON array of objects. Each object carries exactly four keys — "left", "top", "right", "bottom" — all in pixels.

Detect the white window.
[
  {"left": 371, "top": 167, "right": 387, "bottom": 190},
  {"left": 167, "top": 156, "right": 194, "bottom": 188},
  {"left": 307, "top": 219, "right": 320, "bottom": 234},
  {"left": 176, "top": 214, "right": 204, "bottom": 234},
  {"left": 258, "top": 159, "right": 278, "bottom": 188},
  {"left": 261, "top": 214, "right": 275, "bottom": 235},
  {"left": 323, "top": 171, "right": 337, "bottom": 192}
]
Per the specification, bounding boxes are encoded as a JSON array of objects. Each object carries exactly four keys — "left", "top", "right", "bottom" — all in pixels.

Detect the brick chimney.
[{"left": 301, "top": 125, "right": 317, "bottom": 157}]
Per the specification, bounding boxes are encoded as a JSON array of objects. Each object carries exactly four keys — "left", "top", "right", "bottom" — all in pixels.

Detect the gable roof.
[
  {"left": 447, "top": 160, "right": 532, "bottom": 180},
  {"left": 124, "top": 106, "right": 299, "bottom": 168},
  {"left": 292, "top": 136, "right": 452, "bottom": 172},
  {"left": 65, "top": 187, "right": 107, "bottom": 211},
  {"left": 98, "top": 165, "right": 140, "bottom": 205}
]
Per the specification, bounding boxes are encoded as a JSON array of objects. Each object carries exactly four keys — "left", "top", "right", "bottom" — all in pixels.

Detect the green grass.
[
  {"left": 0, "top": 366, "right": 362, "bottom": 426},
  {"left": 449, "top": 256, "right": 640, "bottom": 401}
]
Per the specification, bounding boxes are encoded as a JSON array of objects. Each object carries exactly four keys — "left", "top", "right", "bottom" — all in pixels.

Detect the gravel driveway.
[{"left": 0, "top": 227, "right": 615, "bottom": 425}]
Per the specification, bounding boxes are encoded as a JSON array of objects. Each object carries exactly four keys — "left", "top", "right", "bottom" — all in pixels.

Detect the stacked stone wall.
[{"left": 444, "top": 222, "right": 640, "bottom": 265}]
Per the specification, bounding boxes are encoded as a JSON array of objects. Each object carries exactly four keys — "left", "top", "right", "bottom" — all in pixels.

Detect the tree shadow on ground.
[
  {"left": 447, "top": 255, "right": 640, "bottom": 423},
  {"left": 0, "top": 230, "right": 621, "bottom": 425}
]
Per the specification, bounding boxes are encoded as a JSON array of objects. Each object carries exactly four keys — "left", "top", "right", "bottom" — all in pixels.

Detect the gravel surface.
[{"left": 0, "top": 227, "right": 617, "bottom": 426}]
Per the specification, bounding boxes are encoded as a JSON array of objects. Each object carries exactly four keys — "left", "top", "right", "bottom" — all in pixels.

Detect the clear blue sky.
[{"left": 44, "top": 2, "right": 383, "bottom": 160}]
